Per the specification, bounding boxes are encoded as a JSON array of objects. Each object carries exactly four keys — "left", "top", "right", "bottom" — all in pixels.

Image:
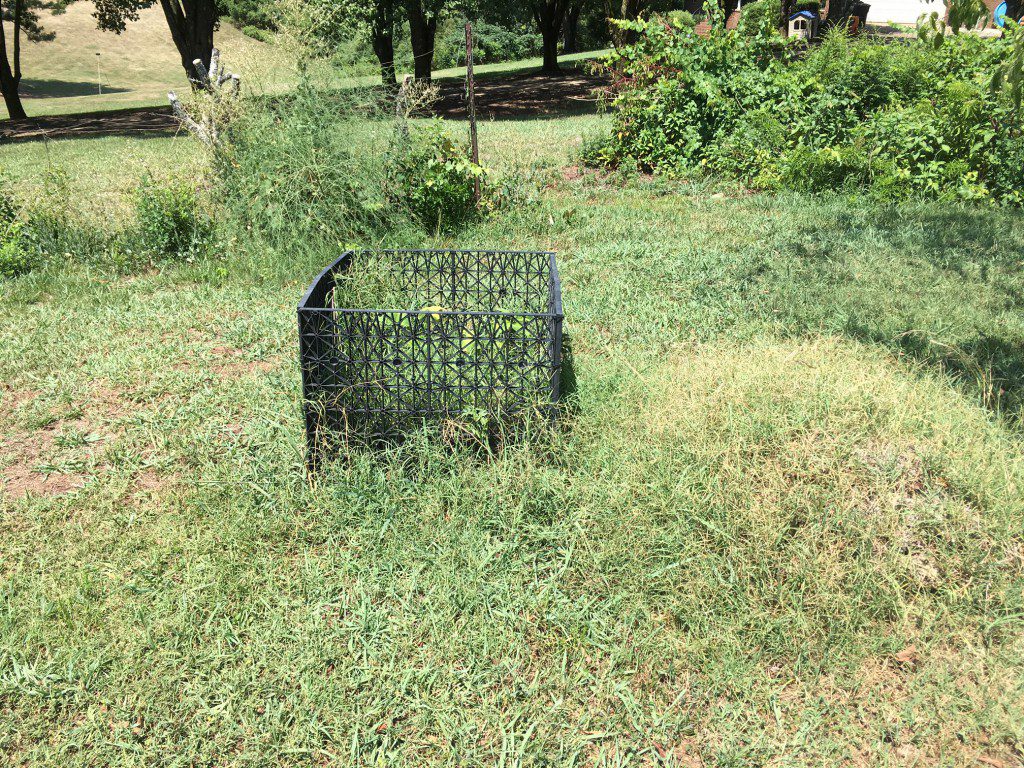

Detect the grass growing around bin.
[{"left": 1, "top": 123, "right": 1024, "bottom": 766}]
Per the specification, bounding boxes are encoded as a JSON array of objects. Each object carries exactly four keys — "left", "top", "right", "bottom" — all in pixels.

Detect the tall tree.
[
  {"left": 530, "top": 0, "right": 570, "bottom": 74},
  {"left": 0, "top": 0, "right": 61, "bottom": 120},
  {"left": 90, "top": 0, "right": 220, "bottom": 83},
  {"left": 604, "top": 0, "right": 681, "bottom": 46},
  {"left": 562, "top": 0, "right": 582, "bottom": 52},
  {"left": 371, "top": 0, "right": 397, "bottom": 87},
  {"left": 404, "top": 0, "right": 441, "bottom": 81}
]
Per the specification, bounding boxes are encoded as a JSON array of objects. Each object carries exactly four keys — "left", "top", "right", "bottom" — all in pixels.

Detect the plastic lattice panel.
[{"left": 298, "top": 250, "right": 563, "bottom": 459}]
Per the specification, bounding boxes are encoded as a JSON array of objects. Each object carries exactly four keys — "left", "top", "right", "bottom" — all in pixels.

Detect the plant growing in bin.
[{"left": 298, "top": 249, "right": 563, "bottom": 465}]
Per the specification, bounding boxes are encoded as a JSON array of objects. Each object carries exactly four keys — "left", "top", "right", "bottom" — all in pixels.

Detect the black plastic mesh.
[{"left": 298, "top": 250, "right": 563, "bottom": 458}]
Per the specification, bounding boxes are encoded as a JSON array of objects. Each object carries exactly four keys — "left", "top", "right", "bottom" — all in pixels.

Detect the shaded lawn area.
[{"left": 1, "top": 123, "right": 1023, "bottom": 766}]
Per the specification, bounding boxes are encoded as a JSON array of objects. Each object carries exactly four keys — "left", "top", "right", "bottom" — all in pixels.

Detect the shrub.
[
  {"left": 668, "top": 10, "right": 697, "bottom": 28},
  {"left": 387, "top": 119, "right": 485, "bottom": 232},
  {"left": 12, "top": 168, "right": 108, "bottom": 268},
  {"left": 133, "top": 177, "right": 214, "bottom": 260},
  {"left": 0, "top": 190, "right": 35, "bottom": 279},
  {"left": 435, "top": 20, "right": 543, "bottom": 68},
  {"left": 587, "top": 8, "right": 1024, "bottom": 205},
  {"left": 779, "top": 143, "right": 877, "bottom": 191},
  {"left": 241, "top": 25, "right": 274, "bottom": 43},
  {"left": 223, "top": 0, "right": 277, "bottom": 31},
  {"left": 738, "top": 0, "right": 780, "bottom": 36},
  {"left": 214, "top": 85, "right": 404, "bottom": 260},
  {"left": 0, "top": 220, "right": 34, "bottom": 279}
]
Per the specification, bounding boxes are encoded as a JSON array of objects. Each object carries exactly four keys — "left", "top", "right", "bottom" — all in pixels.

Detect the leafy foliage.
[
  {"left": 0, "top": 165, "right": 218, "bottom": 279},
  {"left": 132, "top": 176, "right": 214, "bottom": 260},
  {"left": 221, "top": 0, "right": 277, "bottom": 30},
  {"left": 585, "top": 10, "right": 1024, "bottom": 204},
  {"left": 213, "top": 85, "right": 402, "bottom": 259},
  {"left": 434, "top": 19, "right": 543, "bottom": 67},
  {"left": 0, "top": 188, "right": 34, "bottom": 279},
  {"left": 387, "top": 119, "right": 485, "bottom": 232}
]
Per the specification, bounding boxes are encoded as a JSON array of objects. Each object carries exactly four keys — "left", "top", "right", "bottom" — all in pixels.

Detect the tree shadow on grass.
[
  {"left": 765, "top": 202, "right": 1024, "bottom": 426},
  {"left": 433, "top": 69, "right": 607, "bottom": 120},
  {"left": 849, "top": 321, "right": 1024, "bottom": 419},
  {"left": 21, "top": 79, "right": 132, "bottom": 99},
  {"left": 0, "top": 106, "right": 177, "bottom": 142}
]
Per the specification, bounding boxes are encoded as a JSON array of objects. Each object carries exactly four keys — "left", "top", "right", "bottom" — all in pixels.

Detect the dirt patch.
[
  {"left": 562, "top": 165, "right": 584, "bottom": 181},
  {"left": 1, "top": 422, "right": 89, "bottom": 500},
  {"left": 434, "top": 69, "right": 608, "bottom": 119},
  {"left": 208, "top": 345, "right": 279, "bottom": 377},
  {"left": 126, "top": 466, "right": 178, "bottom": 508},
  {"left": 168, "top": 343, "right": 279, "bottom": 378},
  {"left": 1, "top": 462, "right": 85, "bottom": 499},
  {"left": 0, "top": 384, "right": 39, "bottom": 414},
  {"left": 1, "top": 383, "right": 130, "bottom": 500}
]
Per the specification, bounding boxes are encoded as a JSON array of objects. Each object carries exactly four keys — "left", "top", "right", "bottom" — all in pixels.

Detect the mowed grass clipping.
[{"left": 1, "top": 123, "right": 1024, "bottom": 765}]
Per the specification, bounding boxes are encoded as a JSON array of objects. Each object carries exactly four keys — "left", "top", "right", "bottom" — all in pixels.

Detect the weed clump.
[
  {"left": 132, "top": 176, "right": 214, "bottom": 260},
  {"left": 0, "top": 166, "right": 215, "bottom": 280},
  {"left": 213, "top": 84, "right": 407, "bottom": 260},
  {"left": 0, "top": 186, "right": 36, "bottom": 279},
  {"left": 386, "top": 118, "right": 486, "bottom": 233}
]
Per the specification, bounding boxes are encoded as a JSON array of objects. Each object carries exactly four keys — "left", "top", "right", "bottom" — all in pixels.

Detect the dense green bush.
[
  {"left": 584, "top": 8, "right": 1024, "bottom": 204},
  {"left": 132, "top": 177, "right": 214, "bottom": 260},
  {"left": 241, "top": 24, "right": 274, "bottom": 43},
  {"left": 214, "top": 86, "right": 402, "bottom": 258},
  {"left": 0, "top": 189, "right": 34, "bottom": 279},
  {"left": 3, "top": 168, "right": 108, "bottom": 274},
  {"left": 387, "top": 119, "right": 485, "bottom": 232},
  {"left": 0, "top": 169, "right": 215, "bottom": 279},
  {"left": 222, "top": 0, "right": 276, "bottom": 31},
  {"left": 435, "top": 20, "right": 543, "bottom": 68},
  {"left": 215, "top": 83, "right": 488, "bottom": 256}
]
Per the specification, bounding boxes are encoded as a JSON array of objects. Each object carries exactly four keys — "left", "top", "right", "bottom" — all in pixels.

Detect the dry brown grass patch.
[{"left": 0, "top": 382, "right": 134, "bottom": 500}]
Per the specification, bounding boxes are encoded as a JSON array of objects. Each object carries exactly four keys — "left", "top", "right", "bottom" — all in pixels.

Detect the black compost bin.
[{"left": 298, "top": 249, "right": 563, "bottom": 461}]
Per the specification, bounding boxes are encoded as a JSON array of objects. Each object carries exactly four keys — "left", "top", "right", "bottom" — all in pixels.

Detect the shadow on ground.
[
  {"left": 0, "top": 105, "right": 178, "bottom": 143},
  {"left": 21, "top": 79, "right": 132, "bottom": 99},
  {"left": 765, "top": 204, "right": 1024, "bottom": 425},
  {"left": 434, "top": 70, "right": 607, "bottom": 120},
  {"left": 1, "top": 60, "right": 609, "bottom": 142}
]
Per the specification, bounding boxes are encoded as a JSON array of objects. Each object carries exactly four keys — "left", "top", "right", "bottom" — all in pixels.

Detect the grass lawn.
[
  {"left": 2, "top": 4, "right": 285, "bottom": 118},
  {"left": 1, "top": 117, "right": 1023, "bottom": 766}
]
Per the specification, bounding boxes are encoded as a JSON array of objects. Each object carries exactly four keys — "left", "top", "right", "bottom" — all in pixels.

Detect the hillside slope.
[{"left": 2, "top": 3, "right": 277, "bottom": 118}]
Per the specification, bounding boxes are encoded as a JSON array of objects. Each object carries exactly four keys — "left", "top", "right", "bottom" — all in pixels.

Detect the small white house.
[{"left": 788, "top": 9, "right": 820, "bottom": 38}]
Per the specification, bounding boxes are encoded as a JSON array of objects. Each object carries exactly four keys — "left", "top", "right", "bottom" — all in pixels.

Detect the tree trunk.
[
  {"left": 605, "top": 0, "right": 646, "bottom": 47},
  {"left": 158, "top": 0, "right": 218, "bottom": 88},
  {"left": 541, "top": 29, "right": 559, "bottom": 72},
  {"left": 533, "top": 1, "right": 568, "bottom": 75},
  {"left": 405, "top": 0, "right": 437, "bottom": 83},
  {"left": 0, "top": 0, "right": 27, "bottom": 120},
  {"left": 563, "top": 2, "right": 581, "bottom": 54},
  {"left": 823, "top": 0, "right": 861, "bottom": 29},
  {"left": 372, "top": 0, "right": 397, "bottom": 89},
  {"left": 0, "top": 62, "right": 26, "bottom": 120}
]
